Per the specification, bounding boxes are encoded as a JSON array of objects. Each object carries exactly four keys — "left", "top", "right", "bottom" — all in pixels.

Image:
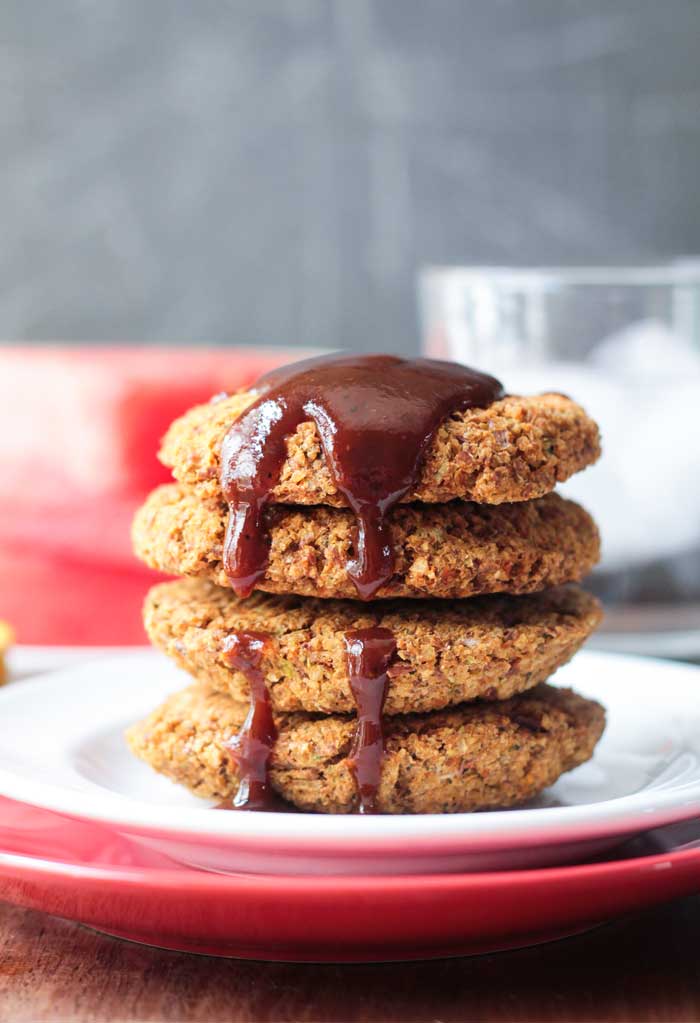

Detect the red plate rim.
[{"left": 1, "top": 837, "right": 698, "bottom": 893}]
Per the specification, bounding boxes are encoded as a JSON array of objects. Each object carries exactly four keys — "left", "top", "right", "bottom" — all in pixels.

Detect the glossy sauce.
[
  {"left": 220, "top": 630, "right": 279, "bottom": 811},
  {"left": 220, "top": 354, "right": 503, "bottom": 599},
  {"left": 343, "top": 627, "right": 397, "bottom": 814}
]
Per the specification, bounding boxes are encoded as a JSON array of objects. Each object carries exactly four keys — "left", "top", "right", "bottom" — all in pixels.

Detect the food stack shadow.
[{"left": 129, "top": 360, "right": 606, "bottom": 815}]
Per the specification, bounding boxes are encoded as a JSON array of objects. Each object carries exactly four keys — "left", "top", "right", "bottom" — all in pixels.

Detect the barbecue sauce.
[
  {"left": 220, "top": 354, "right": 503, "bottom": 599},
  {"left": 220, "top": 631, "right": 279, "bottom": 811},
  {"left": 216, "top": 353, "right": 504, "bottom": 813},
  {"left": 343, "top": 627, "right": 397, "bottom": 814}
]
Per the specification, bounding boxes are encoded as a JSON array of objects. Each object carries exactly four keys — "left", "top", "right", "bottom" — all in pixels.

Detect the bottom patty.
[{"left": 126, "top": 683, "right": 605, "bottom": 815}]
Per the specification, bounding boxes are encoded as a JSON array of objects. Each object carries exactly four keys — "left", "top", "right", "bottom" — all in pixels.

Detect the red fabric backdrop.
[{"left": 0, "top": 346, "right": 301, "bottom": 644}]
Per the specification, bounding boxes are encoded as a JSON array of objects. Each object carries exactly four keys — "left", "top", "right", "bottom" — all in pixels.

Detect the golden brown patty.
[
  {"left": 133, "top": 485, "right": 600, "bottom": 601},
  {"left": 144, "top": 578, "right": 602, "bottom": 715},
  {"left": 126, "top": 683, "right": 605, "bottom": 814},
  {"left": 160, "top": 391, "right": 600, "bottom": 508}
]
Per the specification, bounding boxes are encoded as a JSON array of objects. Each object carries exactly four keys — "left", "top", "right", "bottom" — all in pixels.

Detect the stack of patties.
[{"left": 129, "top": 355, "right": 605, "bottom": 815}]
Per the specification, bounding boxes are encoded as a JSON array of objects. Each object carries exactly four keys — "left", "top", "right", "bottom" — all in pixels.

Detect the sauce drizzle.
[
  {"left": 220, "top": 354, "right": 503, "bottom": 599},
  {"left": 221, "top": 630, "right": 278, "bottom": 811},
  {"left": 343, "top": 626, "right": 397, "bottom": 814}
]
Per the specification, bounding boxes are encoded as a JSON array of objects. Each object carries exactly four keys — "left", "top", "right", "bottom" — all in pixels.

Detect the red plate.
[{"left": 0, "top": 797, "right": 699, "bottom": 962}]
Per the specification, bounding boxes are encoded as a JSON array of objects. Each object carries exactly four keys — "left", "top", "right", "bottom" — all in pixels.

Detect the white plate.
[
  {"left": 5, "top": 644, "right": 127, "bottom": 681},
  {"left": 0, "top": 649, "right": 699, "bottom": 876}
]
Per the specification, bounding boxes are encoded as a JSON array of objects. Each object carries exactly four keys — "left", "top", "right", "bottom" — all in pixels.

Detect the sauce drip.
[
  {"left": 220, "top": 354, "right": 503, "bottom": 599},
  {"left": 221, "top": 631, "right": 279, "bottom": 811},
  {"left": 343, "top": 627, "right": 397, "bottom": 814}
]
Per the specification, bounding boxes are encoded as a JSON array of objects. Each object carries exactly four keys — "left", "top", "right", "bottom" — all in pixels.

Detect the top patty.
[{"left": 160, "top": 391, "right": 600, "bottom": 508}]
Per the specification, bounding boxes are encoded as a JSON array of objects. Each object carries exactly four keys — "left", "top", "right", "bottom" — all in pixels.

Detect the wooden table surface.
[{"left": 1, "top": 895, "right": 699, "bottom": 1022}]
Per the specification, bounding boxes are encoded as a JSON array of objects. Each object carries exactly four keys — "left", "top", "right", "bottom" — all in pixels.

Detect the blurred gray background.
[{"left": 5, "top": 0, "right": 700, "bottom": 353}]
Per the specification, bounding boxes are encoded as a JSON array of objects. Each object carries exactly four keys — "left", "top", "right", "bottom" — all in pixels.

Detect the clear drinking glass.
[{"left": 419, "top": 264, "right": 700, "bottom": 658}]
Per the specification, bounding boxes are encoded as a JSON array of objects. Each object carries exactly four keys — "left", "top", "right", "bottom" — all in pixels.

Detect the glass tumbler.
[{"left": 419, "top": 265, "right": 700, "bottom": 658}]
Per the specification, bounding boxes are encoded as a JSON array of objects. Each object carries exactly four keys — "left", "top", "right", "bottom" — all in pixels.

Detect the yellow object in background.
[{"left": 0, "top": 621, "right": 14, "bottom": 685}]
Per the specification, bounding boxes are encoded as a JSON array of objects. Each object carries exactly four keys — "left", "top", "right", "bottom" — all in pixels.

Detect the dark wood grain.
[{"left": 1, "top": 897, "right": 699, "bottom": 1022}]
